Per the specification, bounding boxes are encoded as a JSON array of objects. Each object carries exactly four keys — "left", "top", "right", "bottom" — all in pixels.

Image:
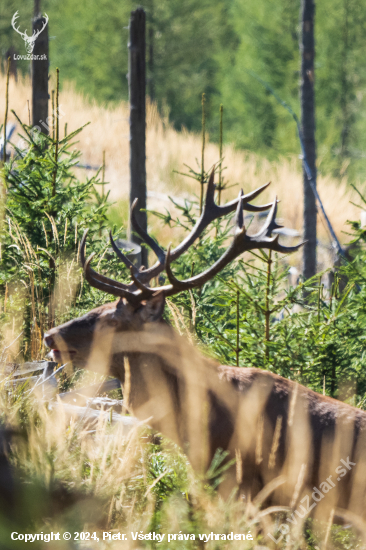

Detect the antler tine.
[
  {"left": 80, "top": 230, "right": 139, "bottom": 294},
  {"left": 164, "top": 189, "right": 246, "bottom": 293},
  {"left": 266, "top": 234, "right": 305, "bottom": 255},
  {"left": 165, "top": 244, "right": 192, "bottom": 291},
  {"left": 109, "top": 231, "right": 139, "bottom": 277},
  {"left": 249, "top": 198, "right": 304, "bottom": 256},
  {"left": 129, "top": 266, "right": 156, "bottom": 297},
  {"left": 252, "top": 197, "right": 283, "bottom": 239},
  {"left": 130, "top": 199, "right": 166, "bottom": 264},
  {"left": 218, "top": 181, "right": 275, "bottom": 215},
  {"left": 83, "top": 253, "right": 140, "bottom": 305},
  {"left": 205, "top": 170, "right": 273, "bottom": 216},
  {"left": 163, "top": 191, "right": 303, "bottom": 295},
  {"left": 235, "top": 189, "right": 244, "bottom": 230},
  {"left": 79, "top": 229, "right": 89, "bottom": 265},
  {"left": 204, "top": 167, "right": 217, "bottom": 208}
]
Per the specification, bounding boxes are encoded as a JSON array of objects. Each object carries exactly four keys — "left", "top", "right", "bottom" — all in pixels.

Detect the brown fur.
[{"left": 45, "top": 295, "right": 366, "bottom": 519}]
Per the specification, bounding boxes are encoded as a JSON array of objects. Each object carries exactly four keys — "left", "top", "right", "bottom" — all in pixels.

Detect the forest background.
[{"left": 1, "top": 0, "right": 366, "bottom": 183}]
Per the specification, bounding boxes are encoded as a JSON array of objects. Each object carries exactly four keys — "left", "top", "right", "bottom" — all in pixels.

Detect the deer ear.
[
  {"left": 140, "top": 292, "right": 165, "bottom": 322},
  {"left": 116, "top": 297, "right": 135, "bottom": 316},
  {"left": 116, "top": 297, "right": 127, "bottom": 310}
]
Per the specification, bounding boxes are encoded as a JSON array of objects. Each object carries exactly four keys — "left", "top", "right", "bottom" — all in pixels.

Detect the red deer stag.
[{"left": 45, "top": 172, "right": 366, "bottom": 521}]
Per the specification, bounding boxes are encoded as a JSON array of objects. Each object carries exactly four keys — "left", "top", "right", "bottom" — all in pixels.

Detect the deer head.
[
  {"left": 44, "top": 170, "right": 302, "bottom": 373},
  {"left": 12, "top": 11, "right": 48, "bottom": 54}
]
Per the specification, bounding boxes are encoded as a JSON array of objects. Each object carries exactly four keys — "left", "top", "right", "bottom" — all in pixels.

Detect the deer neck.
[
  {"left": 122, "top": 350, "right": 185, "bottom": 447},
  {"left": 114, "top": 324, "right": 233, "bottom": 472}
]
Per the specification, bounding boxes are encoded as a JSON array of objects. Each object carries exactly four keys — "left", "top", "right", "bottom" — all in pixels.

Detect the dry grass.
[{"left": 1, "top": 73, "right": 365, "bottom": 269}]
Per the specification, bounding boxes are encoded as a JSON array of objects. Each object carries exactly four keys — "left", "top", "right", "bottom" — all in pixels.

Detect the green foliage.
[
  {"left": 204, "top": 449, "right": 236, "bottom": 491},
  {"left": 44, "top": 0, "right": 132, "bottom": 103},
  {"left": 316, "top": 0, "right": 366, "bottom": 179},
  {"left": 148, "top": 444, "right": 188, "bottom": 502},
  {"left": 216, "top": 0, "right": 300, "bottom": 154},
  {"left": 304, "top": 519, "right": 364, "bottom": 550},
  {"left": 0, "top": 113, "right": 128, "bottom": 359},
  {"left": 42, "top": 0, "right": 233, "bottom": 134},
  {"left": 148, "top": 0, "right": 234, "bottom": 133},
  {"left": 217, "top": 0, "right": 366, "bottom": 180}
]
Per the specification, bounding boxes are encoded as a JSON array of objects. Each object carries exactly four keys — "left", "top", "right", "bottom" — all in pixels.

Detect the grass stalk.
[
  {"left": 218, "top": 104, "right": 223, "bottom": 206},
  {"left": 51, "top": 90, "right": 55, "bottom": 141},
  {"left": 47, "top": 71, "right": 60, "bottom": 329},
  {"left": 3, "top": 57, "right": 11, "bottom": 163},
  {"left": 55, "top": 69, "right": 60, "bottom": 145},
  {"left": 200, "top": 93, "right": 206, "bottom": 215},
  {"left": 318, "top": 276, "right": 322, "bottom": 323},
  {"left": 102, "top": 150, "right": 106, "bottom": 198},
  {"left": 236, "top": 289, "right": 240, "bottom": 366},
  {"left": 52, "top": 69, "right": 60, "bottom": 198},
  {"left": 27, "top": 99, "right": 31, "bottom": 126},
  {"left": 265, "top": 250, "right": 272, "bottom": 360}
]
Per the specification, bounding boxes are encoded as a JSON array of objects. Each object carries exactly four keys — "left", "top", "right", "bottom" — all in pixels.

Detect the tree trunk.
[
  {"left": 128, "top": 8, "right": 148, "bottom": 268},
  {"left": 148, "top": 0, "right": 155, "bottom": 101},
  {"left": 34, "top": 0, "right": 41, "bottom": 16},
  {"left": 32, "top": 4, "right": 49, "bottom": 134},
  {"left": 339, "top": 0, "right": 350, "bottom": 161},
  {"left": 300, "top": 0, "right": 317, "bottom": 280}
]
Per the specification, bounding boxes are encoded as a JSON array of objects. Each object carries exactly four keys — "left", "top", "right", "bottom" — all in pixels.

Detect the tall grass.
[
  {"left": 0, "top": 218, "right": 81, "bottom": 363},
  {"left": 1, "top": 328, "right": 365, "bottom": 549}
]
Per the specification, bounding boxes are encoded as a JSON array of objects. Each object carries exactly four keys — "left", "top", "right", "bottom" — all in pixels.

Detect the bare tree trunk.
[
  {"left": 300, "top": 0, "right": 317, "bottom": 280},
  {"left": 34, "top": 0, "right": 41, "bottom": 16},
  {"left": 32, "top": 1, "right": 49, "bottom": 134},
  {"left": 128, "top": 8, "right": 148, "bottom": 267},
  {"left": 148, "top": 0, "right": 155, "bottom": 101},
  {"left": 339, "top": 0, "right": 350, "bottom": 161}
]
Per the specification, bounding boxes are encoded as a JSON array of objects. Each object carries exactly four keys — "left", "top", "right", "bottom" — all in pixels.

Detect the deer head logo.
[{"left": 11, "top": 11, "right": 49, "bottom": 54}]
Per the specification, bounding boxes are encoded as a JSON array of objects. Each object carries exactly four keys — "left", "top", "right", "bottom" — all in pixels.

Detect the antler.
[
  {"left": 32, "top": 14, "right": 49, "bottom": 41},
  {"left": 11, "top": 11, "right": 27, "bottom": 39},
  {"left": 163, "top": 192, "right": 301, "bottom": 294},
  {"left": 80, "top": 170, "right": 303, "bottom": 303},
  {"left": 80, "top": 232, "right": 143, "bottom": 305},
  {"left": 112, "top": 169, "right": 273, "bottom": 285}
]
